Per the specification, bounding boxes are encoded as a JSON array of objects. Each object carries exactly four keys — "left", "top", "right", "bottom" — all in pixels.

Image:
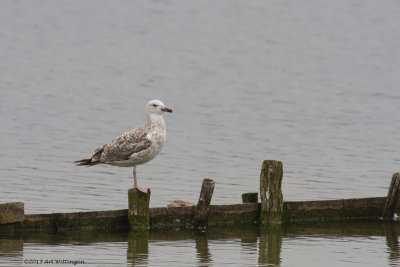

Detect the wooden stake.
[
  {"left": 128, "top": 188, "right": 151, "bottom": 230},
  {"left": 193, "top": 178, "right": 215, "bottom": 229},
  {"left": 260, "top": 160, "right": 283, "bottom": 224},
  {"left": 0, "top": 202, "right": 24, "bottom": 224},
  {"left": 383, "top": 173, "right": 400, "bottom": 218}
]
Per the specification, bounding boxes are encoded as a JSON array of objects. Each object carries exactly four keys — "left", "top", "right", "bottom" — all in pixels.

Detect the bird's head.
[{"left": 146, "top": 99, "right": 173, "bottom": 116}]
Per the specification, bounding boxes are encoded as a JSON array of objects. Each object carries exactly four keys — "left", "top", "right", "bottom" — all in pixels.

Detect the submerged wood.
[
  {"left": 260, "top": 160, "right": 283, "bottom": 224},
  {"left": 128, "top": 188, "right": 151, "bottom": 230},
  {"left": 383, "top": 173, "right": 400, "bottom": 218},
  {"left": 193, "top": 178, "right": 215, "bottom": 229}
]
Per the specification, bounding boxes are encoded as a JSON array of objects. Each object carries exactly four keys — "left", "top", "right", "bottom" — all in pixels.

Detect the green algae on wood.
[
  {"left": 0, "top": 197, "right": 389, "bottom": 233},
  {"left": 0, "top": 202, "right": 24, "bottom": 224},
  {"left": 260, "top": 160, "right": 283, "bottom": 224},
  {"left": 283, "top": 197, "right": 386, "bottom": 223},
  {"left": 128, "top": 188, "right": 151, "bottom": 230},
  {"left": 207, "top": 203, "right": 260, "bottom": 226},
  {"left": 150, "top": 206, "right": 195, "bottom": 229},
  {"left": 242, "top": 192, "right": 258, "bottom": 203},
  {"left": 21, "top": 210, "right": 128, "bottom": 233}
]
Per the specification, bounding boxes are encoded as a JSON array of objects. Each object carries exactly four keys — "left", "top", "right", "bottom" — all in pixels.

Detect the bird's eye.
[{"left": 152, "top": 104, "right": 157, "bottom": 107}]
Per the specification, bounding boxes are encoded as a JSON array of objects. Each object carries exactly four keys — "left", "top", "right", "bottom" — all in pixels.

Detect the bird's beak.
[{"left": 162, "top": 107, "right": 173, "bottom": 113}]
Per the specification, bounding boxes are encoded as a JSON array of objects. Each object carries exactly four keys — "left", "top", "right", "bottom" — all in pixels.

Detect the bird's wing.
[{"left": 100, "top": 124, "right": 152, "bottom": 163}]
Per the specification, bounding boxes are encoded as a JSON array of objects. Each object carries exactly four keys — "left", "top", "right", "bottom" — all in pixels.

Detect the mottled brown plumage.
[{"left": 74, "top": 99, "right": 172, "bottom": 193}]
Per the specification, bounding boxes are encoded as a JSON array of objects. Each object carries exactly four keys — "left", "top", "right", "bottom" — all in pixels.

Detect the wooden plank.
[
  {"left": 242, "top": 192, "right": 258, "bottom": 203},
  {"left": 0, "top": 197, "right": 390, "bottom": 232},
  {"left": 21, "top": 209, "right": 129, "bottom": 232},
  {"left": 208, "top": 203, "right": 260, "bottom": 226},
  {"left": 150, "top": 206, "right": 195, "bottom": 229},
  {"left": 283, "top": 197, "right": 386, "bottom": 223}
]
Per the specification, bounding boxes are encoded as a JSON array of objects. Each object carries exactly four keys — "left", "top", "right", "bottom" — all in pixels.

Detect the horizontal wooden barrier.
[{"left": 0, "top": 161, "right": 398, "bottom": 233}]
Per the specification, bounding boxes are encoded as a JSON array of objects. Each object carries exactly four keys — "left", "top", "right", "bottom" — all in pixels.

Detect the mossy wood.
[
  {"left": 0, "top": 197, "right": 388, "bottom": 233},
  {"left": 128, "top": 188, "right": 151, "bottom": 230},
  {"left": 242, "top": 192, "right": 258, "bottom": 203},
  {"left": 283, "top": 197, "right": 385, "bottom": 223},
  {"left": 383, "top": 173, "right": 400, "bottom": 218},
  {"left": 260, "top": 160, "right": 283, "bottom": 224},
  {"left": 0, "top": 202, "right": 24, "bottom": 224},
  {"left": 193, "top": 178, "right": 215, "bottom": 228},
  {"left": 1, "top": 161, "right": 397, "bottom": 233}
]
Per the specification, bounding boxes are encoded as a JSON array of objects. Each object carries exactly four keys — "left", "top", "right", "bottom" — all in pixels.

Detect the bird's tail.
[
  {"left": 74, "top": 158, "right": 100, "bottom": 166},
  {"left": 75, "top": 146, "right": 104, "bottom": 166}
]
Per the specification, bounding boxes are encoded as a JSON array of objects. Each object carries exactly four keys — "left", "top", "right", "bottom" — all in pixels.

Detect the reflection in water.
[
  {"left": 1, "top": 222, "right": 400, "bottom": 266},
  {"left": 127, "top": 231, "right": 149, "bottom": 266},
  {"left": 195, "top": 233, "right": 212, "bottom": 265},
  {"left": 0, "top": 237, "right": 23, "bottom": 265},
  {"left": 384, "top": 223, "right": 400, "bottom": 266},
  {"left": 258, "top": 225, "right": 282, "bottom": 266}
]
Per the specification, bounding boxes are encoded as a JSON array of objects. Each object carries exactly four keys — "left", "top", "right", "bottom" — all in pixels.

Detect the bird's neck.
[{"left": 147, "top": 113, "right": 165, "bottom": 127}]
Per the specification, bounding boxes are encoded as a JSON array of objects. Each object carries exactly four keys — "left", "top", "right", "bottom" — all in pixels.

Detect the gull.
[{"left": 75, "top": 99, "right": 172, "bottom": 193}]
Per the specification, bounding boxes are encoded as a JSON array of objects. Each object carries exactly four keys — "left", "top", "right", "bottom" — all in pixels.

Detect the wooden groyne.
[{"left": 0, "top": 160, "right": 398, "bottom": 233}]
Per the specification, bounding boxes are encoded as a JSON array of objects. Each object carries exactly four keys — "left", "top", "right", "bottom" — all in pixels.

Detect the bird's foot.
[{"left": 134, "top": 185, "right": 149, "bottom": 194}]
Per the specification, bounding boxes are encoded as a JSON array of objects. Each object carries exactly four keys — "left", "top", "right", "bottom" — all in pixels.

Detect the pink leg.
[
  {"left": 133, "top": 166, "right": 137, "bottom": 187},
  {"left": 133, "top": 166, "right": 149, "bottom": 193}
]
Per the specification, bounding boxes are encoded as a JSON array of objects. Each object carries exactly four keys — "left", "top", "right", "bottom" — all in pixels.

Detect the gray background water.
[
  {"left": 1, "top": 0, "right": 399, "bottom": 213},
  {"left": 2, "top": 222, "right": 400, "bottom": 267},
  {"left": 1, "top": 0, "right": 400, "bottom": 266}
]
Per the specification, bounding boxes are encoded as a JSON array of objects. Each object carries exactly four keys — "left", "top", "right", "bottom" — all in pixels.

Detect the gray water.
[
  {"left": 2, "top": 222, "right": 400, "bottom": 267},
  {"left": 1, "top": 0, "right": 399, "bottom": 266}
]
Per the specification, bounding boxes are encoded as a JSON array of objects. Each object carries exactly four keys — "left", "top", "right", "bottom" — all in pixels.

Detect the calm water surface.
[
  {"left": 1, "top": 222, "right": 400, "bottom": 267},
  {"left": 1, "top": 0, "right": 400, "bottom": 266}
]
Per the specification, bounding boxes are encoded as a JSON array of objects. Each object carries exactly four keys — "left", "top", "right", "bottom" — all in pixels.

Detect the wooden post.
[
  {"left": 0, "top": 202, "right": 24, "bottom": 224},
  {"left": 383, "top": 173, "right": 400, "bottom": 218},
  {"left": 193, "top": 178, "right": 215, "bottom": 229},
  {"left": 260, "top": 160, "right": 283, "bottom": 224},
  {"left": 242, "top": 192, "right": 258, "bottom": 203},
  {"left": 128, "top": 188, "right": 151, "bottom": 230}
]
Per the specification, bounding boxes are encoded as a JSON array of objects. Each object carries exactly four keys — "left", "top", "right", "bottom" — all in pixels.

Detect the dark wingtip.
[{"left": 74, "top": 158, "right": 98, "bottom": 166}]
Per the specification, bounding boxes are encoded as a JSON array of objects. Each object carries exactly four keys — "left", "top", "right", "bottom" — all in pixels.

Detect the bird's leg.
[
  {"left": 133, "top": 166, "right": 137, "bottom": 187},
  {"left": 133, "top": 166, "right": 149, "bottom": 193}
]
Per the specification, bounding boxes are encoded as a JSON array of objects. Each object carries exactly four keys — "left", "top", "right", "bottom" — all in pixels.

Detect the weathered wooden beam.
[
  {"left": 150, "top": 206, "right": 195, "bottom": 229},
  {"left": 193, "top": 178, "right": 215, "bottom": 229},
  {"left": 383, "top": 173, "right": 400, "bottom": 218},
  {"left": 208, "top": 203, "right": 260, "bottom": 226},
  {"left": 260, "top": 160, "right": 283, "bottom": 224},
  {"left": 242, "top": 192, "right": 258, "bottom": 203},
  {"left": 283, "top": 197, "right": 386, "bottom": 223},
  {"left": 0, "top": 202, "right": 24, "bottom": 224},
  {"left": 128, "top": 188, "right": 151, "bottom": 230}
]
